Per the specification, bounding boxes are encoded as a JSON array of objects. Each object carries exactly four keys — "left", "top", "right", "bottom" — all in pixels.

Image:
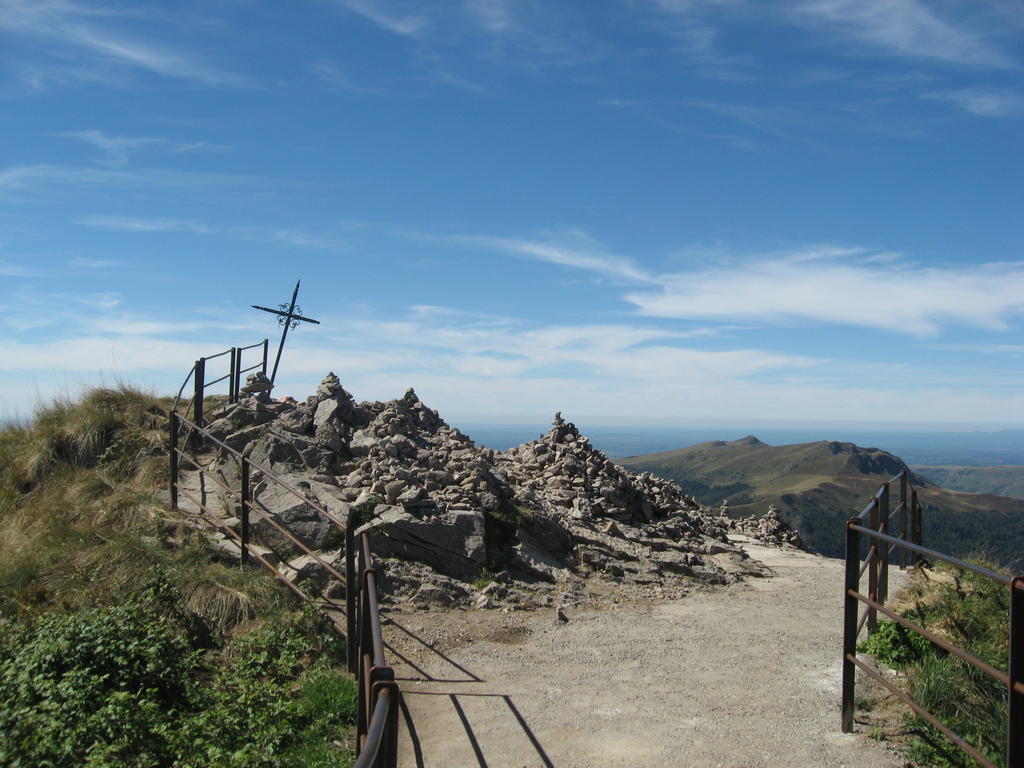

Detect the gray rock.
[{"left": 358, "top": 506, "right": 486, "bottom": 581}]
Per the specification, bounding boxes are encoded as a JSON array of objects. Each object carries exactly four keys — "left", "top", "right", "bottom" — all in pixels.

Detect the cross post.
[{"left": 251, "top": 279, "right": 320, "bottom": 384}]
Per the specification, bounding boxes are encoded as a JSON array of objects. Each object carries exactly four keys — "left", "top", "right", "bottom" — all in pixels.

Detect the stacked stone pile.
[
  {"left": 193, "top": 373, "right": 771, "bottom": 608},
  {"left": 723, "top": 505, "right": 806, "bottom": 549},
  {"left": 498, "top": 411, "right": 701, "bottom": 524}
]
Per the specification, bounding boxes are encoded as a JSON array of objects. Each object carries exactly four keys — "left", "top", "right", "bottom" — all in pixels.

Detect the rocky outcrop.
[{"left": 192, "top": 374, "right": 771, "bottom": 607}]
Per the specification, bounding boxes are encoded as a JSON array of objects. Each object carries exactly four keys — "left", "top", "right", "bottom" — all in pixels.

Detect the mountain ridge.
[{"left": 619, "top": 436, "right": 1024, "bottom": 566}]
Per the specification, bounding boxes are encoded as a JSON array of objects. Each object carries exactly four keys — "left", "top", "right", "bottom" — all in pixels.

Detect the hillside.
[
  {"left": 912, "top": 464, "right": 1024, "bottom": 499},
  {"left": 619, "top": 437, "right": 1024, "bottom": 566}
]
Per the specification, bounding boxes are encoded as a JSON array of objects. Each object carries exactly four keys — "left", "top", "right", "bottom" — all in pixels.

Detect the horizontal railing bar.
[
  {"left": 849, "top": 589, "right": 1014, "bottom": 689},
  {"left": 848, "top": 524, "right": 1012, "bottom": 586},
  {"left": 237, "top": 362, "right": 263, "bottom": 374},
  {"left": 888, "top": 470, "right": 906, "bottom": 484},
  {"left": 204, "top": 372, "right": 232, "bottom": 387},
  {"left": 858, "top": 498, "right": 877, "bottom": 520},
  {"left": 237, "top": 340, "right": 266, "bottom": 351},
  {"left": 244, "top": 499, "right": 347, "bottom": 583},
  {"left": 847, "top": 654, "right": 999, "bottom": 768},
  {"left": 174, "top": 413, "right": 349, "bottom": 531},
  {"left": 202, "top": 348, "right": 233, "bottom": 361},
  {"left": 354, "top": 689, "right": 393, "bottom": 768}
]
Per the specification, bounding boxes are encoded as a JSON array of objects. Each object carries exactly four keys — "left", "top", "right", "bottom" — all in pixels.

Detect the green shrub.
[
  {"left": 0, "top": 579, "right": 357, "bottom": 768},
  {"left": 858, "top": 619, "right": 934, "bottom": 669}
]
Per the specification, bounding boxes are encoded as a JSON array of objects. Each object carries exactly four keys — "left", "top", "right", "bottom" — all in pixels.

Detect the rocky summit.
[{"left": 193, "top": 373, "right": 781, "bottom": 610}]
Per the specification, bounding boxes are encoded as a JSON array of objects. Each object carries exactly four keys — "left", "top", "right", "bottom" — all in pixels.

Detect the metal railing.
[
  {"left": 841, "top": 469, "right": 1024, "bottom": 767},
  {"left": 171, "top": 340, "right": 269, "bottom": 427},
  {"left": 168, "top": 410, "right": 399, "bottom": 766}
]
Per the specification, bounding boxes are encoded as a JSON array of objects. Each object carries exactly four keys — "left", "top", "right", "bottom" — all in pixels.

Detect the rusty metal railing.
[
  {"left": 171, "top": 339, "right": 269, "bottom": 427},
  {"left": 841, "top": 468, "right": 1024, "bottom": 767},
  {"left": 168, "top": 410, "right": 399, "bottom": 766}
]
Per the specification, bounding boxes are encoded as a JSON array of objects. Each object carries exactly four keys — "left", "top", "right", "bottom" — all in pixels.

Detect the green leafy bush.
[
  {"left": 0, "top": 579, "right": 356, "bottom": 768},
  {"left": 858, "top": 619, "right": 934, "bottom": 669}
]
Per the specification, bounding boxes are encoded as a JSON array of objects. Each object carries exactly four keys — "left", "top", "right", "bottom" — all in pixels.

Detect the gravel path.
[{"left": 385, "top": 537, "right": 905, "bottom": 768}]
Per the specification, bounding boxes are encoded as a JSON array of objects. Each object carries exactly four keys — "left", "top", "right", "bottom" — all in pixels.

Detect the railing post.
[
  {"left": 346, "top": 513, "right": 358, "bottom": 674},
  {"left": 385, "top": 687, "right": 400, "bottom": 768},
  {"left": 240, "top": 460, "right": 250, "bottom": 567},
  {"left": 229, "top": 347, "right": 239, "bottom": 404},
  {"left": 912, "top": 490, "right": 923, "bottom": 566},
  {"left": 169, "top": 411, "right": 178, "bottom": 509},
  {"left": 899, "top": 471, "right": 909, "bottom": 569},
  {"left": 842, "top": 518, "right": 860, "bottom": 732},
  {"left": 1009, "top": 577, "right": 1024, "bottom": 768},
  {"left": 261, "top": 338, "right": 269, "bottom": 376},
  {"left": 193, "top": 357, "right": 206, "bottom": 428},
  {"left": 879, "top": 482, "right": 890, "bottom": 609},
  {"left": 868, "top": 500, "right": 879, "bottom": 634}
]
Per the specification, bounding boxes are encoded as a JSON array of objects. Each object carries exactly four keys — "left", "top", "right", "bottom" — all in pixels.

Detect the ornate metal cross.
[{"left": 251, "top": 279, "right": 320, "bottom": 384}]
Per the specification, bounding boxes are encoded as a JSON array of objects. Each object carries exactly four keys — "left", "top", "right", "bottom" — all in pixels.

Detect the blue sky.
[{"left": 1, "top": 0, "right": 1022, "bottom": 430}]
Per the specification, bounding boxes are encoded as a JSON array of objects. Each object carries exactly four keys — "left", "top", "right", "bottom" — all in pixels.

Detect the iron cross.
[{"left": 251, "top": 279, "right": 320, "bottom": 384}]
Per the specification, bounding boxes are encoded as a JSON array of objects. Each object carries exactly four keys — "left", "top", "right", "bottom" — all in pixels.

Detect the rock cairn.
[
  {"left": 195, "top": 374, "right": 771, "bottom": 609},
  {"left": 724, "top": 505, "right": 806, "bottom": 549}
]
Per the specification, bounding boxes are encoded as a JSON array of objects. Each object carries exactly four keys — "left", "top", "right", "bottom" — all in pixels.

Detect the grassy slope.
[
  {"left": 0, "top": 386, "right": 356, "bottom": 767},
  {"left": 912, "top": 464, "right": 1024, "bottom": 500},
  {"left": 619, "top": 437, "right": 1024, "bottom": 566}
]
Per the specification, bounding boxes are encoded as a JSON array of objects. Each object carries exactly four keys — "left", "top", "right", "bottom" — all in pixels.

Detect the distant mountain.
[
  {"left": 619, "top": 437, "right": 1024, "bottom": 567},
  {"left": 912, "top": 465, "right": 1024, "bottom": 500}
]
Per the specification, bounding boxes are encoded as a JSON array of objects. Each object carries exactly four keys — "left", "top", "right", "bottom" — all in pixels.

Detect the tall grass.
[{"left": 860, "top": 562, "right": 1011, "bottom": 767}]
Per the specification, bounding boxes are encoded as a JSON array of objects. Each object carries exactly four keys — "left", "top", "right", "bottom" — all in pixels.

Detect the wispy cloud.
[
  {"left": 0, "top": 260, "right": 34, "bottom": 277},
  {"left": 75, "top": 215, "right": 348, "bottom": 252},
  {"left": 270, "top": 229, "right": 349, "bottom": 251},
  {"left": 76, "top": 215, "right": 210, "bottom": 234},
  {"left": 54, "top": 130, "right": 231, "bottom": 166},
  {"left": 0, "top": 164, "right": 135, "bottom": 192},
  {"left": 446, "top": 232, "right": 654, "bottom": 283},
  {"left": 334, "top": 0, "right": 427, "bottom": 37},
  {"left": 793, "top": 0, "right": 1017, "bottom": 68},
  {"left": 0, "top": 0, "right": 249, "bottom": 88},
  {"left": 925, "top": 87, "right": 1024, "bottom": 118},
  {"left": 67, "top": 256, "right": 117, "bottom": 268}
]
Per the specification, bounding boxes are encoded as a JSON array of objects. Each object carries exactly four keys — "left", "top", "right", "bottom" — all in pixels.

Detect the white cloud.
[
  {"left": 626, "top": 256, "right": 1024, "bottom": 336},
  {"left": 794, "top": 0, "right": 1016, "bottom": 68},
  {"left": 926, "top": 87, "right": 1024, "bottom": 118},
  {"left": 460, "top": 232, "right": 1024, "bottom": 337}
]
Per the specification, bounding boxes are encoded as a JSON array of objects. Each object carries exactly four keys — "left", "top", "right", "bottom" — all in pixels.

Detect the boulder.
[{"left": 357, "top": 506, "right": 486, "bottom": 581}]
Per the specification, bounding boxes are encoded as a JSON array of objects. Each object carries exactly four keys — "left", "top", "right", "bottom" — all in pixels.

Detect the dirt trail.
[{"left": 385, "top": 537, "right": 904, "bottom": 768}]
